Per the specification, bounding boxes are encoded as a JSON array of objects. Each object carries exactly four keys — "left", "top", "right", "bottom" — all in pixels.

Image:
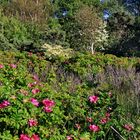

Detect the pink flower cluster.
[
  {"left": 28, "top": 81, "right": 42, "bottom": 88},
  {"left": 89, "top": 124, "right": 100, "bottom": 132},
  {"left": 30, "top": 98, "right": 39, "bottom": 107},
  {"left": 28, "top": 119, "right": 38, "bottom": 127},
  {"left": 0, "top": 63, "right": 17, "bottom": 69},
  {"left": 0, "top": 64, "right": 4, "bottom": 68},
  {"left": 32, "top": 75, "right": 39, "bottom": 81},
  {"left": 0, "top": 100, "right": 10, "bottom": 109},
  {"left": 9, "top": 64, "right": 17, "bottom": 68},
  {"left": 86, "top": 117, "right": 93, "bottom": 123},
  {"left": 67, "top": 136, "right": 73, "bottom": 140},
  {"left": 89, "top": 95, "right": 99, "bottom": 104},
  {"left": 42, "top": 99, "right": 55, "bottom": 113},
  {"left": 123, "top": 124, "right": 133, "bottom": 131},
  {"left": 100, "top": 112, "right": 111, "bottom": 124},
  {"left": 20, "top": 134, "right": 40, "bottom": 140},
  {"left": 27, "top": 75, "right": 42, "bottom": 94},
  {"left": 100, "top": 117, "right": 108, "bottom": 124},
  {"left": 32, "top": 88, "right": 40, "bottom": 94},
  {"left": 28, "top": 82, "right": 36, "bottom": 88}
]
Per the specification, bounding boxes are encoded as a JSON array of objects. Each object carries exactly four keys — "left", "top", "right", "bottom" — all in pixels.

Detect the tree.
[
  {"left": 2, "top": 0, "right": 53, "bottom": 25},
  {"left": 75, "top": 5, "right": 108, "bottom": 54}
]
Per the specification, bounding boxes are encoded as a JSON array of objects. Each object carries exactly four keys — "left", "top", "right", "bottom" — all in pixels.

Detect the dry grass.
[{"left": 96, "top": 65, "right": 140, "bottom": 116}]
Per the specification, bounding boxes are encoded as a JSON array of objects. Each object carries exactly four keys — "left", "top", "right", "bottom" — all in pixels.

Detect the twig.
[{"left": 110, "top": 126, "right": 126, "bottom": 140}]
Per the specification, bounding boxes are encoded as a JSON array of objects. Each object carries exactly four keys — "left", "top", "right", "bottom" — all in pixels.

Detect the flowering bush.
[
  {"left": 0, "top": 51, "right": 139, "bottom": 139},
  {"left": 41, "top": 43, "right": 73, "bottom": 61}
]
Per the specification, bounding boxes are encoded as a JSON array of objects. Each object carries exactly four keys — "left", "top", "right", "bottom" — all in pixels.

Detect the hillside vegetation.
[
  {"left": 0, "top": 51, "right": 140, "bottom": 139},
  {"left": 0, "top": 0, "right": 140, "bottom": 140}
]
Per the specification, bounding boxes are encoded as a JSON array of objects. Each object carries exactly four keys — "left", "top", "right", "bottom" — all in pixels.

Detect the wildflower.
[
  {"left": 31, "top": 134, "right": 40, "bottom": 140},
  {"left": 44, "top": 106, "right": 52, "bottom": 113},
  {"left": 28, "top": 82, "right": 38, "bottom": 88},
  {"left": 9, "top": 64, "right": 17, "bottom": 68},
  {"left": 32, "top": 88, "right": 40, "bottom": 94},
  {"left": 75, "top": 124, "right": 81, "bottom": 130},
  {"left": 28, "top": 119, "right": 38, "bottom": 127},
  {"left": 42, "top": 99, "right": 55, "bottom": 107},
  {"left": 124, "top": 124, "right": 133, "bottom": 131},
  {"left": 0, "top": 64, "right": 4, "bottom": 68},
  {"left": 0, "top": 100, "right": 10, "bottom": 108},
  {"left": 89, "top": 95, "right": 99, "bottom": 104},
  {"left": 2, "top": 100, "right": 10, "bottom": 106},
  {"left": 100, "top": 118, "right": 108, "bottom": 124},
  {"left": 30, "top": 98, "right": 39, "bottom": 107},
  {"left": 86, "top": 117, "right": 93, "bottom": 123},
  {"left": 67, "top": 136, "right": 73, "bottom": 140},
  {"left": 105, "top": 112, "right": 111, "bottom": 118},
  {"left": 28, "top": 83, "right": 34, "bottom": 88},
  {"left": 89, "top": 124, "right": 100, "bottom": 132},
  {"left": 20, "top": 134, "right": 30, "bottom": 140},
  {"left": 32, "top": 75, "right": 39, "bottom": 81}
]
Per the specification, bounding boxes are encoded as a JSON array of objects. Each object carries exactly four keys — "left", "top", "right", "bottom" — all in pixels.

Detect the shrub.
[
  {"left": 41, "top": 43, "right": 74, "bottom": 61},
  {"left": 0, "top": 11, "right": 44, "bottom": 51},
  {"left": 0, "top": 51, "right": 139, "bottom": 139}
]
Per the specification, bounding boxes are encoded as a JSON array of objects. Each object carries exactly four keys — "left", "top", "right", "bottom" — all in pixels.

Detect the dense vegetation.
[{"left": 0, "top": 0, "right": 140, "bottom": 139}]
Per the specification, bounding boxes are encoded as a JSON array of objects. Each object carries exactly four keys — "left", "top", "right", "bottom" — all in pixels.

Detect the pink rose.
[
  {"left": 86, "top": 117, "right": 93, "bottom": 123},
  {"left": 124, "top": 124, "right": 133, "bottom": 131},
  {"left": 28, "top": 119, "right": 38, "bottom": 127},
  {"left": 0, "top": 100, "right": 10, "bottom": 108},
  {"left": 32, "top": 88, "right": 40, "bottom": 94},
  {"left": 89, "top": 124, "right": 100, "bottom": 132},
  {"left": 30, "top": 98, "right": 39, "bottom": 107},
  {"left": 2, "top": 100, "right": 10, "bottom": 106},
  {"left": 105, "top": 112, "right": 111, "bottom": 118},
  {"left": 44, "top": 106, "right": 52, "bottom": 113},
  {"left": 0, "top": 64, "right": 4, "bottom": 68},
  {"left": 9, "top": 64, "right": 17, "bottom": 68},
  {"left": 66, "top": 136, "right": 73, "bottom": 140},
  {"left": 75, "top": 124, "right": 81, "bottom": 129},
  {"left": 42, "top": 99, "right": 55, "bottom": 107},
  {"left": 100, "top": 118, "right": 108, "bottom": 124},
  {"left": 0, "top": 104, "right": 4, "bottom": 109},
  {"left": 31, "top": 134, "right": 40, "bottom": 140},
  {"left": 89, "top": 95, "right": 99, "bottom": 104},
  {"left": 20, "top": 134, "right": 30, "bottom": 140},
  {"left": 28, "top": 83, "right": 34, "bottom": 88},
  {"left": 32, "top": 75, "right": 39, "bottom": 81}
]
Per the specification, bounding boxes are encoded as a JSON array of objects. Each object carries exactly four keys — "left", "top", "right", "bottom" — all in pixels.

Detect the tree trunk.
[{"left": 91, "top": 42, "right": 94, "bottom": 54}]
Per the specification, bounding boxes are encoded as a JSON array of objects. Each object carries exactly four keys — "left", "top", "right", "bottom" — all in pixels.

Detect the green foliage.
[
  {"left": 0, "top": 11, "right": 44, "bottom": 51},
  {"left": 0, "top": 51, "right": 139, "bottom": 139},
  {"left": 0, "top": 12, "right": 29, "bottom": 50}
]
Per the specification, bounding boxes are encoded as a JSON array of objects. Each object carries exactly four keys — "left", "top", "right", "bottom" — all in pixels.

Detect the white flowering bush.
[
  {"left": 94, "top": 22, "right": 109, "bottom": 51},
  {"left": 41, "top": 43, "right": 73, "bottom": 61}
]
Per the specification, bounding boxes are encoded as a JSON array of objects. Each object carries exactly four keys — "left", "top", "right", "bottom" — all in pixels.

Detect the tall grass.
[{"left": 96, "top": 65, "right": 140, "bottom": 118}]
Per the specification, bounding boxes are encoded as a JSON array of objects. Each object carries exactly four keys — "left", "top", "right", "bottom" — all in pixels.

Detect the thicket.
[
  {"left": 0, "top": 51, "right": 140, "bottom": 139},
  {"left": 0, "top": 0, "right": 140, "bottom": 56},
  {"left": 0, "top": 0, "right": 140, "bottom": 139}
]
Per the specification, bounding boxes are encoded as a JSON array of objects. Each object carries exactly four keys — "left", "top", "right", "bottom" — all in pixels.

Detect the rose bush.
[{"left": 0, "top": 51, "right": 139, "bottom": 139}]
